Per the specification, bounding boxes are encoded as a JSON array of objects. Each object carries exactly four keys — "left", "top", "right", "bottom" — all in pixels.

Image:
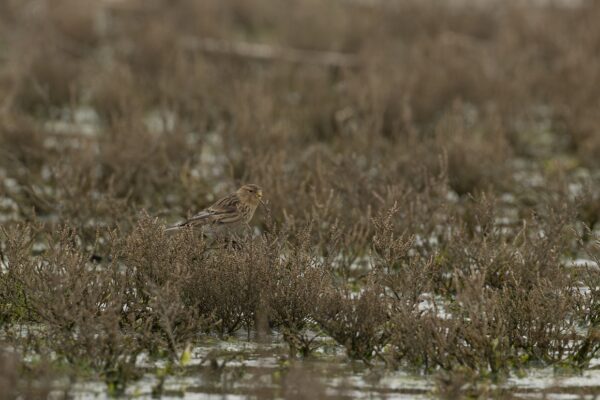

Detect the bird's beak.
[{"left": 257, "top": 191, "right": 263, "bottom": 200}]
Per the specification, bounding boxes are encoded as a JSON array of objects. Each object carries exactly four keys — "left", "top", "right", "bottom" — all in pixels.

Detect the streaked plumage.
[{"left": 166, "top": 184, "right": 263, "bottom": 235}]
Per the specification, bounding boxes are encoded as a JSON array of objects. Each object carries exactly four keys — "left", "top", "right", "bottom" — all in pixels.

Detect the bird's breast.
[{"left": 239, "top": 203, "right": 257, "bottom": 223}]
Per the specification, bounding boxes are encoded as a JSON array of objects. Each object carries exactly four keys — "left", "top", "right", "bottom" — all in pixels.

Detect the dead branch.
[{"left": 180, "top": 37, "right": 361, "bottom": 69}]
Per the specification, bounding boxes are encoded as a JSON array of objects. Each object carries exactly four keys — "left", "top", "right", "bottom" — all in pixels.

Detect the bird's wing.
[
  {"left": 165, "top": 194, "right": 241, "bottom": 231},
  {"left": 204, "top": 194, "right": 243, "bottom": 225}
]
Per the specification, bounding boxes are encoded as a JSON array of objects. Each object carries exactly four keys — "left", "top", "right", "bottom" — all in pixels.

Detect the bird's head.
[{"left": 237, "top": 184, "right": 263, "bottom": 206}]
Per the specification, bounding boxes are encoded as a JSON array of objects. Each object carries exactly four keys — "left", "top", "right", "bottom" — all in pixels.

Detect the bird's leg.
[{"left": 229, "top": 237, "right": 242, "bottom": 250}]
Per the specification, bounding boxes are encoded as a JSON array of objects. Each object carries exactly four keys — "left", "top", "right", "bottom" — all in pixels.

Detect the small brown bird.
[{"left": 166, "top": 184, "right": 263, "bottom": 236}]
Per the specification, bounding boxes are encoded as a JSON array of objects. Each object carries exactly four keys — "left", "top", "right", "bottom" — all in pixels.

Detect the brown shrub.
[
  {"left": 315, "top": 277, "right": 389, "bottom": 363},
  {"left": 0, "top": 350, "right": 56, "bottom": 400},
  {"left": 265, "top": 224, "right": 330, "bottom": 356},
  {"left": 1, "top": 0, "right": 600, "bottom": 395}
]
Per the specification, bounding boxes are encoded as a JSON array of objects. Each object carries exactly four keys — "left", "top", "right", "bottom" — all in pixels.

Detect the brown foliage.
[{"left": 1, "top": 0, "right": 600, "bottom": 395}]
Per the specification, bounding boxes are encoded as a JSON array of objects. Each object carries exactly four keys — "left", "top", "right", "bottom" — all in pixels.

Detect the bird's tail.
[{"left": 164, "top": 224, "right": 182, "bottom": 232}]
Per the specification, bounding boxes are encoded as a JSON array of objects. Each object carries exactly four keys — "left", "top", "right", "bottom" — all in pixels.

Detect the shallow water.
[{"left": 52, "top": 335, "right": 600, "bottom": 400}]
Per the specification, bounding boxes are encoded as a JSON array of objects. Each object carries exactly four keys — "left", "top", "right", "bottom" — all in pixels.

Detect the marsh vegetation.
[{"left": 1, "top": 0, "right": 600, "bottom": 398}]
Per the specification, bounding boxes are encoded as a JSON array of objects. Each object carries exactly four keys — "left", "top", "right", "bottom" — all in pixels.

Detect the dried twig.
[{"left": 180, "top": 37, "right": 361, "bottom": 69}]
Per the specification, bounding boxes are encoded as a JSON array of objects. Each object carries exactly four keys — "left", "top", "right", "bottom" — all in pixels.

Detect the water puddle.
[{"left": 49, "top": 336, "right": 600, "bottom": 399}]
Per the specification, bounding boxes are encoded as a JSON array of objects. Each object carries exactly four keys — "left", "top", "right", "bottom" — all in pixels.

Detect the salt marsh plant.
[{"left": 2, "top": 0, "right": 600, "bottom": 397}]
